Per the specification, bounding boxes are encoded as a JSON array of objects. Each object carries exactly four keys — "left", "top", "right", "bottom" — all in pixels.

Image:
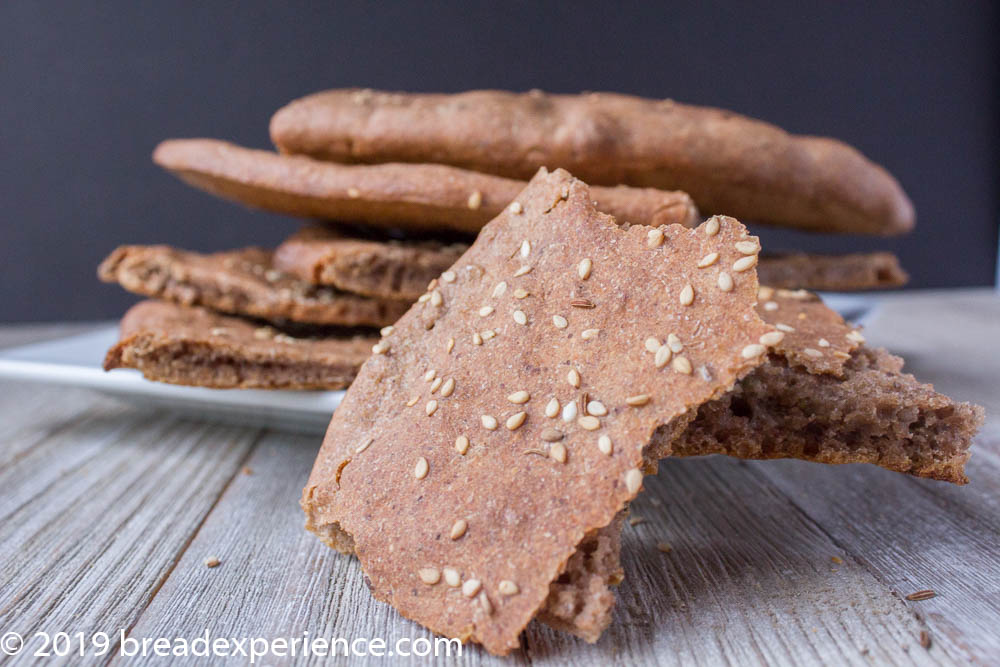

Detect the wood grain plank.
[{"left": 0, "top": 384, "right": 261, "bottom": 666}]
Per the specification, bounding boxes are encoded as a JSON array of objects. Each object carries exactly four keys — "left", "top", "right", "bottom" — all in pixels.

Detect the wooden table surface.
[{"left": 1, "top": 289, "right": 998, "bottom": 665}]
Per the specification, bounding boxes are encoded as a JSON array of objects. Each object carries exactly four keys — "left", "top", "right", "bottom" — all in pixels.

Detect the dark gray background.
[{"left": 1, "top": 1, "right": 997, "bottom": 323}]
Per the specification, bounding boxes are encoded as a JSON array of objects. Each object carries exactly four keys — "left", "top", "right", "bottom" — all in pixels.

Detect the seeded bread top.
[
  {"left": 153, "top": 138, "right": 699, "bottom": 233},
  {"left": 302, "top": 168, "right": 778, "bottom": 654},
  {"left": 270, "top": 88, "right": 913, "bottom": 236}
]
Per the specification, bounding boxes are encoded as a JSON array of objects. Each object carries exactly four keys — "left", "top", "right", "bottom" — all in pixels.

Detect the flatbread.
[
  {"left": 98, "top": 245, "right": 410, "bottom": 327},
  {"left": 153, "top": 138, "right": 700, "bottom": 233},
  {"left": 757, "top": 252, "right": 908, "bottom": 291},
  {"left": 302, "top": 168, "right": 775, "bottom": 654},
  {"left": 104, "top": 300, "right": 376, "bottom": 389},
  {"left": 273, "top": 225, "right": 466, "bottom": 300},
  {"left": 271, "top": 89, "right": 914, "bottom": 236}
]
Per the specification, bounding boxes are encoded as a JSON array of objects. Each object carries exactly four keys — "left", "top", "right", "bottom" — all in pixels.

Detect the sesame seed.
[
  {"left": 541, "top": 428, "right": 564, "bottom": 442},
  {"left": 479, "top": 592, "right": 493, "bottom": 615},
  {"left": 450, "top": 519, "right": 468, "bottom": 540},
  {"left": 440, "top": 379, "right": 456, "bottom": 398},
  {"left": 667, "top": 333, "right": 683, "bottom": 353},
  {"left": 481, "top": 415, "right": 498, "bottom": 430},
  {"left": 380, "top": 325, "right": 394, "bottom": 337},
  {"left": 763, "top": 301, "right": 779, "bottom": 311},
  {"left": 414, "top": 457, "right": 429, "bottom": 479},
  {"left": 467, "top": 190, "right": 482, "bottom": 210},
  {"left": 760, "top": 331, "right": 785, "bottom": 346},
  {"left": 679, "top": 284, "right": 694, "bottom": 306},
  {"left": 479, "top": 306, "right": 494, "bottom": 317},
  {"left": 427, "top": 278, "right": 438, "bottom": 291},
  {"left": 581, "top": 328, "right": 600, "bottom": 340},
  {"left": 704, "top": 216, "right": 720, "bottom": 236},
  {"left": 598, "top": 435, "right": 613, "bottom": 455},
  {"left": 498, "top": 580, "right": 519, "bottom": 596},
  {"left": 578, "top": 415, "right": 600, "bottom": 430},
  {"left": 655, "top": 344, "right": 672, "bottom": 368},
  {"left": 733, "top": 255, "right": 758, "bottom": 272},
  {"left": 758, "top": 286, "right": 775, "bottom": 300},
  {"left": 505, "top": 391, "right": 530, "bottom": 405},
  {"left": 698, "top": 365, "right": 712, "bottom": 381},
  {"left": 418, "top": 293, "right": 430, "bottom": 303},
  {"left": 804, "top": 348, "right": 823, "bottom": 358},
  {"left": 717, "top": 272, "right": 734, "bottom": 292},
  {"left": 509, "top": 201, "right": 523, "bottom": 214},
  {"left": 735, "top": 240, "right": 760, "bottom": 255},
  {"left": 513, "top": 265, "right": 532, "bottom": 277},
  {"left": 549, "top": 442, "right": 567, "bottom": 463},
  {"left": 697, "top": 252, "right": 719, "bottom": 268},
  {"left": 513, "top": 288, "right": 529, "bottom": 299},
  {"left": 587, "top": 401, "right": 608, "bottom": 416},
  {"left": 406, "top": 396, "right": 419, "bottom": 407},
  {"left": 567, "top": 368, "right": 581, "bottom": 387},
  {"left": 578, "top": 258, "right": 593, "bottom": 280},
  {"left": 644, "top": 337, "right": 661, "bottom": 353},
  {"left": 505, "top": 411, "right": 527, "bottom": 430},
  {"left": 520, "top": 240, "right": 531, "bottom": 258},
  {"left": 647, "top": 228, "right": 665, "bottom": 248},
  {"left": 545, "top": 398, "right": 560, "bottom": 418},
  {"left": 430, "top": 377, "right": 442, "bottom": 393},
  {"left": 818, "top": 338, "right": 831, "bottom": 347},
  {"left": 570, "top": 298, "right": 595, "bottom": 309},
  {"left": 472, "top": 332, "right": 483, "bottom": 345},
  {"left": 355, "top": 438, "right": 374, "bottom": 454},
  {"left": 455, "top": 435, "right": 470, "bottom": 455},
  {"left": 347, "top": 187, "right": 360, "bottom": 198},
  {"left": 482, "top": 330, "right": 496, "bottom": 340},
  {"left": 561, "top": 401, "right": 578, "bottom": 422},
  {"left": 672, "top": 356, "right": 693, "bottom": 374},
  {"left": 741, "top": 344, "right": 766, "bottom": 359},
  {"left": 418, "top": 567, "right": 441, "bottom": 584},
  {"left": 424, "top": 369, "right": 436, "bottom": 382},
  {"left": 847, "top": 330, "right": 866, "bottom": 344},
  {"left": 372, "top": 341, "right": 390, "bottom": 354},
  {"left": 625, "top": 468, "right": 643, "bottom": 494},
  {"left": 430, "top": 290, "right": 443, "bottom": 307},
  {"left": 626, "top": 394, "right": 651, "bottom": 406},
  {"left": 444, "top": 568, "right": 460, "bottom": 587},
  {"left": 462, "top": 579, "right": 482, "bottom": 598},
  {"left": 513, "top": 309, "right": 527, "bottom": 325},
  {"left": 552, "top": 315, "right": 568, "bottom": 329},
  {"left": 776, "top": 323, "right": 795, "bottom": 333},
  {"left": 442, "top": 270, "right": 456, "bottom": 283},
  {"left": 493, "top": 281, "right": 507, "bottom": 297}
]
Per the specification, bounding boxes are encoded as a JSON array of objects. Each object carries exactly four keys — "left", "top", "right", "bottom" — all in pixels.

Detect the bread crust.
[
  {"left": 757, "top": 252, "right": 908, "bottom": 291},
  {"left": 271, "top": 89, "right": 913, "bottom": 235}
]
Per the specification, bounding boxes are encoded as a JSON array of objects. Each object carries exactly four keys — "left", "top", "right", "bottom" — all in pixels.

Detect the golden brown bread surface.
[
  {"left": 273, "top": 225, "right": 467, "bottom": 300},
  {"left": 153, "top": 138, "right": 699, "bottom": 233},
  {"left": 104, "top": 300, "right": 375, "bottom": 389},
  {"left": 98, "top": 245, "right": 410, "bottom": 327},
  {"left": 302, "top": 169, "right": 774, "bottom": 654},
  {"left": 757, "top": 252, "right": 908, "bottom": 291},
  {"left": 271, "top": 89, "right": 914, "bottom": 236}
]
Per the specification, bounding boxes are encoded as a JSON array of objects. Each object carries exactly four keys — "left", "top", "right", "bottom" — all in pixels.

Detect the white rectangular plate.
[
  {"left": 0, "top": 295, "right": 873, "bottom": 435},
  {"left": 0, "top": 327, "right": 342, "bottom": 435}
]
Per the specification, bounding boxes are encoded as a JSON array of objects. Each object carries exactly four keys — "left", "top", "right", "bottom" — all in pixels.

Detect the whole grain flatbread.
[
  {"left": 757, "top": 252, "right": 908, "bottom": 291},
  {"left": 104, "top": 300, "right": 376, "bottom": 389},
  {"left": 98, "top": 245, "right": 410, "bottom": 328},
  {"left": 273, "top": 225, "right": 466, "bottom": 300},
  {"left": 153, "top": 138, "right": 699, "bottom": 233},
  {"left": 271, "top": 89, "right": 914, "bottom": 236},
  {"left": 302, "top": 168, "right": 775, "bottom": 654}
]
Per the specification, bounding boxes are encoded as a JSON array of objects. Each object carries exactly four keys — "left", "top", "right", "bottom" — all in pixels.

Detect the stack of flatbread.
[{"left": 97, "top": 89, "right": 983, "bottom": 653}]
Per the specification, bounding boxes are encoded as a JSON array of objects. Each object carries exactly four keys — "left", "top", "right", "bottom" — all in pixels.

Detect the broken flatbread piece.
[
  {"left": 270, "top": 88, "right": 913, "bottom": 236},
  {"left": 302, "top": 168, "right": 775, "bottom": 654},
  {"left": 273, "top": 225, "right": 466, "bottom": 300},
  {"left": 671, "top": 288, "right": 984, "bottom": 482},
  {"left": 104, "top": 300, "right": 375, "bottom": 389},
  {"left": 757, "top": 252, "right": 908, "bottom": 291},
  {"left": 153, "top": 138, "right": 699, "bottom": 233},
  {"left": 98, "top": 245, "right": 410, "bottom": 328}
]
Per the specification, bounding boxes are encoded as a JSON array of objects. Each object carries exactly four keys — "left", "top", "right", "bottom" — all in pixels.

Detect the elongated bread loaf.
[{"left": 271, "top": 89, "right": 914, "bottom": 235}]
